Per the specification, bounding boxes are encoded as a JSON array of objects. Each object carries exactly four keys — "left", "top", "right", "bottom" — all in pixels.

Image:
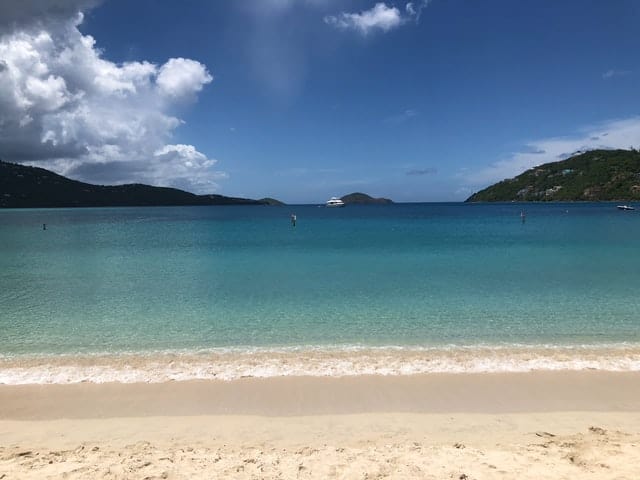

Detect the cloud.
[
  {"left": 0, "top": 0, "right": 100, "bottom": 32},
  {"left": 602, "top": 69, "right": 631, "bottom": 79},
  {"left": 324, "top": 1, "right": 429, "bottom": 35},
  {"left": 0, "top": 2, "right": 222, "bottom": 194},
  {"left": 405, "top": 0, "right": 431, "bottom": 20},
  {"left": 324, "top": 3, "right": 402, "bottom": 34},
  {"left": 460, "top": 117, "right": 640, "bottom": 189},
  {"left": 406, "top": 167, "right": 437, "bottom": 176},
  {"left": 385, "top": 108, "right": 418, "bottom": 123},
  {"left": 156, "top": 58, "right": 212, "bottom": 100},
  {"left": 151, "top": 144, "right": 228, "bottom": 192}
]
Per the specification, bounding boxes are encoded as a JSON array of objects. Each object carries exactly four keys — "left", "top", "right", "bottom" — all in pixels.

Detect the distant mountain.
[
  {"left": 340, "top": 192, "right": 393, "bottom": 204},
  {"left": 466, "top": 149, "right": 640, "bottom": 202},
  {"left": 0, "top": 160, "right": 272, "bottom": 208}
]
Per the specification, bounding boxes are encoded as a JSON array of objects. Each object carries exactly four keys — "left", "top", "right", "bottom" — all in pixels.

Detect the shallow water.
[{"left": 1, "top": 203, "right": 639, "bottom": 383}]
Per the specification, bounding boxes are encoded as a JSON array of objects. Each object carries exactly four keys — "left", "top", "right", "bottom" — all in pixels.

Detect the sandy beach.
[{"left": 1, "top": 371, "right": 640, "bottom": 479}]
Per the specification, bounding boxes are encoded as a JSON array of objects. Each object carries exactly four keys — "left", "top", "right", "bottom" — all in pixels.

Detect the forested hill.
[
  {"left": 0, "top": 160, "right": 269, "bottom": 208},
  {"left": 340, "top": 192, "right": 394, "bottom": 204},
  {"left": 466, "top": 149, "right": 640, "bottom": 202}
]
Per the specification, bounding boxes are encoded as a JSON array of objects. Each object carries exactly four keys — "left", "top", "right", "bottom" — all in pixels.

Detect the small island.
[
  {"left": 466, "top": 149, "right": 640, "bottom": 202},
  {"left": 340, "top": 192, "right": 394, "bottom": 205}
]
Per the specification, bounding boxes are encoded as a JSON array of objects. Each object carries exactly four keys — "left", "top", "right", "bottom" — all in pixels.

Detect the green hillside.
[
  {"left": 0, "top": 160, "right": 271, "bottom": 208},
  {"left": 466, "top": 149, "right": 640, "bottom": 202}
]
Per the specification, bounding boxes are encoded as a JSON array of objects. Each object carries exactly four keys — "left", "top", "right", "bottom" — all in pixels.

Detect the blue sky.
[{"left": 1, "top": 0, "right": 640, "bottom": 202}]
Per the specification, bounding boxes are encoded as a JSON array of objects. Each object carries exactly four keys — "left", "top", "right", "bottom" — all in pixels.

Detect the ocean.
[{"left": 1, "top": 202, "right": 639, "bottom": 384}]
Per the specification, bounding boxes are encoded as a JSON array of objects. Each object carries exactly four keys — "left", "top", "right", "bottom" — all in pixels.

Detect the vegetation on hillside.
[
  {"left": 0, "top": 160, "right": 271, "bottom": 208},
  {"left": 466, "top": 149, "right": 640, "bottom": 202}
]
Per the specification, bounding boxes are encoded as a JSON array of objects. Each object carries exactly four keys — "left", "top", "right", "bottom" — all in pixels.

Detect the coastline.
[
  {"left": 2, "top": 371, "right": 640, "bottom": 419},
  {"left": 3, "top": 343, "right": 640, "bottom": 384},
  {"left": 2, "top": 372, "right": 640, "bottom": 478}
]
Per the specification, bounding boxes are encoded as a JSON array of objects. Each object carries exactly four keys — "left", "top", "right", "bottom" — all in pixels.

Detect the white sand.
[
  {"left": 2, "top": 413, "right": 640, "bottom": 479},
  {"left": 1, "top": 372, "right": 640, "bottom": 479}
]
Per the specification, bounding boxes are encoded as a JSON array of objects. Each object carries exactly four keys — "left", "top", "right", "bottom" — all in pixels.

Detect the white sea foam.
[{"left": 1, "top": 344, "right": 640, "bottom": 385}]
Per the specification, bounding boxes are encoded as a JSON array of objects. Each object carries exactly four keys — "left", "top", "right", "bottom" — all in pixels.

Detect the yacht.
[
  {"left": 326, "top": 197, "right": 345, "bottom": 207},
  {"left": 617, "top": 205, "right": 635, "bottom": 211}
]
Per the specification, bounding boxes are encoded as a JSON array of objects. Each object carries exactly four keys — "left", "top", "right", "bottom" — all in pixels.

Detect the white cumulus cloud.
[
  {"left": 324, "top": 1, "right": 429, "bottom": 35},
  {"left": 324, "top": 3, "right": 402, "bottom": 34},
  {"left": 152, "top": 144, "right": 227, "bottom": 192},
  {"left": 0, "top": 1, "right": 223, "bottom": 194},
  {"left": 156, "top": 57, "right": 213, "bottom": 100}
]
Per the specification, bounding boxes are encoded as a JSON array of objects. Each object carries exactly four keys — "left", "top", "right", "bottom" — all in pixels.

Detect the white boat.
[
  {"left": 617, "top": 205, "right": 635, "bottom": 211},
  {"left": 326, "top": 197, "right": 345, "bottom": 207}
]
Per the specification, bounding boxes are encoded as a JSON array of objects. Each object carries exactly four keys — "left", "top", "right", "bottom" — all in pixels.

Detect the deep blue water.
[{"left": 1, "top": 202, "right": 639, "bottom": 356}]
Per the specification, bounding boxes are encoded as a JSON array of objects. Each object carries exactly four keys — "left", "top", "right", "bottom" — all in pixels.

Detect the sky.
[{"left": 1, "top": 0, "right": 640, "bottom": 203}]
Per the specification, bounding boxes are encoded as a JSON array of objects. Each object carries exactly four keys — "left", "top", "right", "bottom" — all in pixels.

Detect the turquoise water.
[{"left": 1, "top": 203, "right": 640, "bottom": 383}]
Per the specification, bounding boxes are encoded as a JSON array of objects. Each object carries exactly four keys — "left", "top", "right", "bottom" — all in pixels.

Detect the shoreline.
[
  {"left": 3, "top": 343, "right": 640, "bottom": 384},
  {"left": 2, "top": 371, "right": 640, "bottom": 420}
]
